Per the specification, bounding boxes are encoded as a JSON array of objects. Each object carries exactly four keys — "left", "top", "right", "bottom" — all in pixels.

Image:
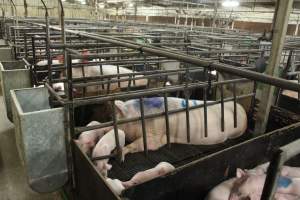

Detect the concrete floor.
[{"left": 0, "top": 88, "right": 62, "bottom": 200}]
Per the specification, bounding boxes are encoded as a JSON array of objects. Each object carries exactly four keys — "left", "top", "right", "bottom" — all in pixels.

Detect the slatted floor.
[{"left": 108, "top": 133, "right": 251, "bottom": 181}]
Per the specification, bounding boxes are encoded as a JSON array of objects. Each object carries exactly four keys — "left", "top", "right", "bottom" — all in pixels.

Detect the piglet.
[
  {"left": 92, "top": 129, "right": 125, "bottom": 177},
  {"left": 249, "top": 162, "right": 300, "bottom": 178},
  {"left": 75, "top": 121, "right": 112, "bottom": 155},
  {"left": 229, "top": 168, "right": 300, "bottom": 200},
  {"left": 106, "top": 178, "right": 125, "bottom": 196},
  {"left": 122, "top": 162, "right": 175, "bottom": 189}
]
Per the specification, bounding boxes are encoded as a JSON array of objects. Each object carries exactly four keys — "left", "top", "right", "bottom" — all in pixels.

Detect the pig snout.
[
  {"left": 53, "top": 82, "right": 64, "bottom": 92},
  {"left": 106, "top": 178, "right": 125, "bottom": 196}
]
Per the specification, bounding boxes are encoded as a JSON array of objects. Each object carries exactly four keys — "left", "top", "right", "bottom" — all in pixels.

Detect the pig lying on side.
[
  {"left": 114, "top": 97, "right": 247, "bottom": 160},
  {"left": 229, "top": 169, "right": 300, "bottom": 200},
  {"left": 53, "top": 65, "right": 148, "bottom": 96},
  {"left": 75, "top": 121, "right": 112, "bottom": 154},
  {"left": 105, "top": 162, "right": 175, "bottom": 195},
  {"left": 206, "top": 164, "right": 300, "bottom": 200},
  {"left": 92, "top": 129, "right": 125, "bottom": 177}
]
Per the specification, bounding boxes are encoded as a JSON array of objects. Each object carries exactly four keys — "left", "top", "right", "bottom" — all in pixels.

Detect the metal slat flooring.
[{"left": 108, "top": 134, "right": 251, "bottom": 181}]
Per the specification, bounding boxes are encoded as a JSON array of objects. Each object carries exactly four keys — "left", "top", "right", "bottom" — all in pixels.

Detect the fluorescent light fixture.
[
  {"left": 128, "top": 3, "right": 134, "bottom": 7},
  {"left": 222, "top": 0, "right": 239, "bottom": 7}
]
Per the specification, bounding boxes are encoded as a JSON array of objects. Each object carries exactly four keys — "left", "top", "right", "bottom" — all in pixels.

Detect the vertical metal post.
[
  {"left": 164, "top": 93, "right": 171, "bottom": 148},
  {"left": 254, "top": 0, "right": 294, "bottom": 134},
  {"left": 139, "top": 98, "right": 148, "bottom": 155},
  {"left": 40, "top": 0, "right": 52, "bottom": 86}
]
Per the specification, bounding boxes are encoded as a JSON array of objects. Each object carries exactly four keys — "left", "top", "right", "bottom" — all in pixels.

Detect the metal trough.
[
  {"left": 0, "top": 39, "right": 7, "bottom": 47},
  {"left": 0, "top": 46, "right": 13, "bottom": 60},
  {"left": 10, "top": 87, "right": 68, "bottom": 193},
  {"left": 0, "top": 60, "right": 31, "bottom": 121}
]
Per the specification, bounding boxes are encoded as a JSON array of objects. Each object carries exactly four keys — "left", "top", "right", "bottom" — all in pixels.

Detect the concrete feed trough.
[
  {"left": 0, "top": 60, "right": 31, "bottom": 121},
  {"left": 10, "top": 87, "right": 68, "bottom": 193}
]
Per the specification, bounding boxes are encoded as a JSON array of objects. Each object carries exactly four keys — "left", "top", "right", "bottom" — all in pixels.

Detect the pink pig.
[
  {"left": 228, "top": 169, "right": 300, "bottom": 200},
  {"left": 75, "top": 121, "right": 112, "bottom": 154},
  {"left": 92, "top": 129, "right": 125, "bottom": 177},
  {"left": 114, "top": 97, "right": 247, "bottom": 161}
]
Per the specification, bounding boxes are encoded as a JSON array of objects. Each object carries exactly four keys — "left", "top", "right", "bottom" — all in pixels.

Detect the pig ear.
[
  {"left": 114, "top": 100, "right": 127, "bottom": 117},
  {"left": 236, "top": 168, "right": 246, "bottom": 178}
]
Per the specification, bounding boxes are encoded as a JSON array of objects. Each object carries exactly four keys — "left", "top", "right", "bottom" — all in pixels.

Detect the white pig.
[
  {"left": 113, "top": 97, "right": 247, "bottom": 161},
  {"left": 75, "top": 121, "right": 111, "bottom": 154},
  {"left": 53, "top": 65, "right": 148, "bottom": 96},
  {"left": 92, "top": 129, "right": 125, "bottom": 177},
  {"left": 229, "top": 168, "right": 300, "bottom": 200},
  {"left": 122, "top": 162, "right": 175, "bottom": 188},
  {"left": 249, "top": 162, "right": 300, "bottom": 178}
]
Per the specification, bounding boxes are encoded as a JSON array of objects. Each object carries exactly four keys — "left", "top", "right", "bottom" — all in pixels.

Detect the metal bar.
[
  {"left": 261, "top": 139, "right": 300, "bottom": 200},
  {"left": 111, "top": 102, "right": 122, "bottom": 162},
  {"left": 23, "top": 21, "right": 300, "bottom": 93},
  {"left": 220, "top": 84, "right": 225, "bottom": 132},
  {"left": 233, "top": 83, "right": 237, "bottom": 128},
  {"left": 185, "top": 69, "right": 191, "bottom": 143},
  {"left": 203, "top": 87, "right": 208, "bottom": 137},
  {"left": 139, "top": 98, "right": 148, "bottom": 156},
  {"left": 75, "top": 93, "right": 254, "bottom": 134},
  {"left": 163, "top": 93, "right": 171, "bottom": 148}
]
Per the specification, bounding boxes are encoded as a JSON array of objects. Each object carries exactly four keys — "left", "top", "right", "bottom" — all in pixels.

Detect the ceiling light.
[
  {"left": 128, "top": 3, "right": 134, "bottom": 7},
  {"left": 222, "top": 0, "right": 239, "bottom": 8}
]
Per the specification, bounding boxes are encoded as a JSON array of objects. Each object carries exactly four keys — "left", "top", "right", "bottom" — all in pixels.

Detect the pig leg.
[{"left": 121, "top": 134, "right": 167, "bottom": 161}]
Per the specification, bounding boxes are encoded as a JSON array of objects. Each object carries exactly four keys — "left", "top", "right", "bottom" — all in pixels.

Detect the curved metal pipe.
[
  {"left": 9, "top": 0, "right": 16, "bottom": 19},
  {"left": 40, "top": 0, "right": 48, "bottom": 17},
  {"left": 40, "top": 0, "right": 52, "bottom": 85}
]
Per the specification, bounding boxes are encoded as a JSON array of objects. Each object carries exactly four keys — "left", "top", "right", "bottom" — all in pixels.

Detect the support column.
[{"left": 254, "top": 0, "right": 294, "bottom": 134}]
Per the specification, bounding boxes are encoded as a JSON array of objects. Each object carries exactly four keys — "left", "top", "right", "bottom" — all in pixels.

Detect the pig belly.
[
  {"left": 72, "top": 66, "right": 147, "bottom": 95},
  {"left": 168, "top": 102, "right": 247, "bottom": 145}
]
